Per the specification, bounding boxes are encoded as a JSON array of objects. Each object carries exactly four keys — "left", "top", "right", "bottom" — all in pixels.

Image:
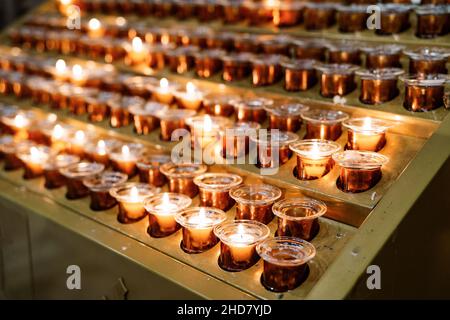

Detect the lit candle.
[
  {"left": 214, "top": 220, "right": 270, "bottom": 272},
  {"left": 175, "top": 207, "right": 227, "bottom": 253},
  {"left": 144, "top": 192, "right": 192, "bottom": 238},
  {"left": 160, "top": 162, "right": 208, "bottom": 198},
  {"left": 69, "top": 130, "right": 87, "bottom": 157},
  {"left": 175, "top": 82, "right": 205, "bottom": 110},
  {"left": 110, "top": 145, "right": 140, "bottom": 177},
  {"left": 49, "top": 124, "right": 67, "bottom": 152},
  {"left": 344, "top": 117, "right": 394, "bottom": 152},
  {"left": 11, "top": 114, "right": 30, "bottom": 140},
  {"left": 85, "top": 139, "right": 122, "bottom": 166},
  {"left": 186, "top": 115, "right": 232, "bottom": 149},
  {"left": 152, "top": 78, "right": 178, "bottom": 104},
  {"left": 18, "top": 146, "right": 51, "bottom": 179},
  {"left": 126, "top": 37, "right": 149, "bottom": 65},
  {"left": 290, "top": 139, "right": 341, "bottom": 180},
  {"left": 71, "top": 64, "right": 87, "bottom": 86},
  {"left": 87, "top": 18, "right": 104, "bottom": 38},
  {"left": 54, "top": 59, "right": 68, "bottom": 81},
  {"left": 110, "top": 183, "right": 158, "bottom": 223}
]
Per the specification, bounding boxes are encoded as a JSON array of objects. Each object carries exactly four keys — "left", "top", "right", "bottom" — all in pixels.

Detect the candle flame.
[
  {"left": 115, "top": 16, "right": 126, "bottom": 27},
  {"left": 161, "top": 35, "right": 169, "bottom": 45},
  {"left": 30, "top": 146, "right": 40, "bottom": 160},
  {"left": 130, "top": 186, "right": 139, "bottom": 202},
  {"left": 88, "top": 18, "right": 101, "bottom": 31},
  {"left": 162, "top": 193, "right": 170, "bottom": 205},
  {"left": 132, "top": 37, "right": 143, "bottom": 52},
  {"left": 310, "top": 142, "right": 321, "bottom": 159},
  {"left": 52, "top": 124, "right": 64, "bottom": 139},
  {"left": 72, "top": 64, "right": 83, "bottom": 79},
  {"left": 198, "top": 207, "right": 207, "bottom": 220},
  {"left": 203, "top": 115, "right": 213, "bottom": 132},
  {"left": 47, "top": 114, "right": 57, "bottom": 122},
  {"left": 122, "top": 145, "right": 130, "bottom": 157},
  {"left": 75, "top": 130, "right": 85, "bottom": 142},
  {"left": 55, "top": 59, "right": 66, "bottom": 73},
  {"left": 14, "top": 114, "right": 27, "bottom": 128},
  {"left": 160, "top": 78, "right": 169, "bottom": 89},
  {"left": 237, "top": 223, "right": 245, "bottom": 235},
  {"left": 97, "top": 140, "right": 106, "bottom": 155},
  {"left": 363, "top": 117, "right": 373, "bottom": 130},
  {"left": 186, "top": 82, "right": 196, "bottom": 95},
  {"left": 60, "top": 0, "right": 71, "bottom": 5}
]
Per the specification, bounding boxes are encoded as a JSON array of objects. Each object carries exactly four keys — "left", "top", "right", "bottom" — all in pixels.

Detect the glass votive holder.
[
  {"left": 271, "top": 1, "right": 304, "bottom": 27},
  {"left": 222, "top": 52, "right": 255, "bottom": 82},
  {"left": 214, "top": 220, "right": 270, "bottom": 272},
  {"left": 415, "top": 5, "right": 449, "bottom": 38},
  {"left": 137, "top": 153, "right": 171, "bottom": 186},
  {"left": 233, "top": 97, "right": 273, "bottom": 122},
  {"left": 186, "top": 115, "right": 232, "bottom": 149},
  {"left": 203, "top": 93, "right": 240, "bottom": 117},
  {"left": 194, "top": 49, "right": 226, "bottom": 78},
  {"left": 377, "top": 4, "right": 411, "bottom": 35},
  {"left": 1, "top": 111, "right": 35, "bottom": 139},
  {"left": 362, "top": 44, "right": 404, "bottom": 69},
  {"left": 327, "top": 42, "right": 362, "bottom": 65},
  {"left": 160, "top": 162, "right": 208, "bottom": 198},
  {"left": 84, "top": 139, "right": 121, "bottom": 167},
  {"left": 337, "top": 4, "right": 370, "bottom": 33},
  {"left": 150, "top": 78, "right": 180, "bottom": 105},
  {"left": 68, "top": 87, "right": 99, "bottom": 116},
  {"left": 273, "top": 198, "right": 327, "bottom": 241},
  {"left": 243, "top": 1, "right": 273, "bottom": 26},
  {"left": 257, "top": 237, "right": 316, "bottom": 292},
  {"left": 292, "top": 39, "right": 328, "bottom": 62},
  {"left": 144, "top": 192, "right": 192, "bottom": 238},
  {"left": 400, "top": 74, "right": 448, "bottom": 112},
  {"left": 66, "top": 130, "right": 96, "bottom": 158},
  {"left": 404, "top": 47, "right": 450, "bottom": 75},
  {"left": 124, "top": 37, "right": 151, "bottom": 66},
  {"left": 60, "top": 162, "right": 105, "bottom": 200},
  {"left": 166, "top": 46, "right": 200, "bottom": 74},
  {"left": 148, "top": 43, "right": 176, "bottom": 69},
  {"left": 110, "top": 144, "right": 143, "bottom": 177},
  {"left": 301, "top": 109, "right": 350, "bottom": 141},
  {"left": 333, "top": 151, "right": 389, "bottom": 193},
  {"left": 357, "top": 68, "right": 404, "bottom": 105},
  {"left": 289, "top": 139, "right": 341, "bottom": 180},
  {"left": 175, "top": 207, "right": 227, "bottom": 253},
  {"left": 156, "top": 109, "right": 197, "bottom": 141},
  {"left": 315, "top": 63, "right": 359, "bottom": 98},
  {"left": 110, "top": 182, "right": 159, "bottom": 223},
  {"left": 220, "top": 122, "right": 260, "bottom": 159},
  {"left": 17, "top": 145, "right": 51, "bottom": 179},
  {"left": 230, "top": 184, "right": 282, "bottom": 224},
  {"left": 85, "top": 91, "right": 120, "bottom": 122},
  {"left": 124, "top": 76, "right": 154, "bottom": 98},
  {"left": 83, "top": 171, "right": 128, "bottom": 211},
  {"left": 109, "top": 96, "right": 144, "bottom": 128},
  {"left": 206, "top": 31, "right": 235, "bottom": 51},
  {"left": 221, "top": 0, "right": 246, "bottom": 24},
  {"left": 281, "top": 59, "right": 317, "bottom": 92},
  {"left": 0, "top": 135, "right": 14, "bottom": 159},
  {"left": 197, "top": 0, "right": 223, "bottom": 22},
  {"left": 194, "top": 173, "right": 243, "bottom": 211},
  {"left": 1, "top": 140, "right": 35, "bottom": 171},
  {"left": 259, "top": 36, "right": 293, "bottom": 56},
  {"left": 252, "top": 54, "right": 283, "bottom": 86},
  {"left": 129, "top": 102, "right": 169, "bottom": 135},
  {"left": 174, "top": 82, "right": 207, "bottom": 110},
  {"left": 43, "top": 154, "right": 80, "bottom": 189},
  {"left": 266, "top": 103, "right": 309, "bottom": 132},
  {"left": 303, "top": 3, "right": 337, "bottom": 30},
  {"left": 232, "top": 33, "right": 261, "bottom": 53},
  {"left": 343, "top": 117, "right": 394, "bottom": 152}
]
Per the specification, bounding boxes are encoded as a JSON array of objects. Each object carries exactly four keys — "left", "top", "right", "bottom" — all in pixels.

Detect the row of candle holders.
[
  {"left": 57, "top": 0, "right": 450, "bottom": 38},
  {"left": 3, "top": 38, "right": 449, "bottom": 111},
  {"left": 0, "top": 100, "right": 391, "bottom": 193}
]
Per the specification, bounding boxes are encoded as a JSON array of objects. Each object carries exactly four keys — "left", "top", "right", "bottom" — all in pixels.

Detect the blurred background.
[{"left": 1, "top": 0, "right": 45, "bottom": 30}]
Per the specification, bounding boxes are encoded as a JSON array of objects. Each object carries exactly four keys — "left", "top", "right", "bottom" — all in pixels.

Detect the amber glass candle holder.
[
  {"left": 60, "top": 162, "right": 105, "bottom": 200},
  {"left": 243, "top": 1, "right": 273, "bottom": 26},
  {"left": 290, "top": 139, "right": 341, "bottom": 180},
  {"left": 400, "top": 74, "right": 448, "bottom": 112},
  {"left": 129, "top": 102, "right": 168, "bottom": 135},
  {"left": 148, "top": 43, "right": 176, "bottom": 69},
  {"left": 124, "top": 76, "right": 155, "bottom": 98},
  {"left": 144, "top": 192, "right": 192, "bottom": 238},
  {"left": 303, "top": 3, "right": 337, "bottom": 30},
  {"left": 85, "top": 92, "right": 120, "bottom": 122},
  {"left": 273, "top": 198, "right": 327, "bottom": 241},
  {"left": 357, "top": 68, "right": 404, "bottom": 105},
  {"left": 156, "top": 109, "right": 196, "bottom": 142},
  {"left": 221, "top": 0, "right": 246, "bottom": 24},
  {"left": 83, "top": 171, "right": 128, "bottom": 211},
  {"left": 69, "top": 87, "right": 99, "bottom": 116},
  {"left": 281, "top": 59, "right": 317, "bottom": 92},
  {"left": 257, "top": 237, "right": 316, "bottom": 292},
  {"left": 166, "top": 46, "right": 200, "bottom": 74},
  {"left": 1, "top": 111, "right": 34, "bottom": 140},
  {"left": 271, "top": 2, "right": 304, "bottom": 27},
  {"left": 150, "top": 78, "right": 180, "bottom": 105},
  {"left": 232, "top": 33, "right": 261, "bottom": 53},
  {"left": 84, "top": 139, "right": 121, "bottom": 167},
  {"left": 109, "top": 96, "right": 144, "bottom": 128},
  {"left": 327, "top": 42, "right": 362, "bottom": 65},
  {"left": 266, "top": 103, "right": 309, "bottom": 132},
  {"left": 194, "top": 49, "right": 226, "bottom": 78},
  {"left": 315, "top": 63, "right": 359, "bottom": 98},
  {"left": 333, "top": 151, "right": 389, "bottom": 193},
  {"left": 404, "top": 47, "right": 450, "bottom": 75},
  {"left": 362, "top": 44, "right": 404, "bottom": 69},
  {"left": 214, "top": 220, "right": 270, "bottom": 272},
  {"left": 337, "top": 4, "right": 370, "bottom": 32},
  {"left": 222, "top": 53, "right": 255, "bottom": 82},
  {"left": 194, "top": 173, "right": 242, "bottom": 211},
  {"left": 160, "top": 162, "right": 208, "bottom": 198},
  {"left": 0, "top": 140, "right": 35, "bottom": 171},
  {"left": 230, "top": 184, "right": 282, "bottom": 224},
  {"left": 259, "top": 36, "right": 293, "bottom": 56},
  {"left": 344, "top": 117, "right": 394, "bottom": 152},
  {"left": 203, "top": 93, "right": 240, "bottom": 117},
  {"left": 110, "top": 144, "right": 143, "bottom": 177},
  {"left": 301, "top": 109, "right": 349, "bottom": 141},
  {"left": 137, "top": 153, "right": 171, "bottom": 186},
  {"left": 377, "top": 4, "right": 411, "bottom": 35},
  {"left": 17, "top": 145, "right": 51, "bottom": 179},
  {"left": 66, "top": 130, "right": 96, "bottom": 158},
  {"left": 110, "top": 182, "right": 159, "bottom": 224},
  {"left": 220, "top": 121, "right": 260, "bottom": 159},
  {"left": 174, "top": 82, "right": 207, "bottom": 110},
  {"left": 415, "top": 5, "right": 450, "bottom": 38},
  {"left": 252, "top": 54, "right": 283, "bottom": 86},
  {"left": 233, "top": 97, "right": 273, "bottom": 122},
  {"left": 43, "top": 154, "right": 79, "bottom": 189},
  {"left": 0, "top": 135, "right": 14, "bottom": 159},
  {"left": 186, "top": 115, "right": 232, "bottom": 149}
]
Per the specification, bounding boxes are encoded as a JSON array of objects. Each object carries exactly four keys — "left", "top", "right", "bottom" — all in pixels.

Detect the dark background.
[{"left": 0, "top": 0, "right": 45, "bottom": 30}]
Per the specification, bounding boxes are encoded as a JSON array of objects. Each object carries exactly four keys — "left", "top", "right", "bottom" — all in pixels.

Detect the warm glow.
[
  {"left": 47, "top": 113, "right": 57, "bottom": 122},
  {"left": 72, "top": 64, "right": 84, "bottom": 79},
  {"left": 55, "top": 59, "right": 66, "bottom": 73},
  {"left": 115, "top": 16, "right": 127, "bottom": 26},
  {"left": 30, "top": 147, "right": 40, "bottom": 161},
  {"left": 162, "top": 193, "right": 170, "bottom": 205},
  {"left": 60, "top": 0, "right": 71, "bottom": 5},
  {"left": 52, "top": 124, "right": 64, "bottom": 139},
  {"left": 161, "top": 34, "right": 169, "bottom": 45},
  {"left": 122, "top": 145, "right": 130, "bottom": 157},
  {"left": 132, "top": 37, "right": 143, "bottom": 52},
  {"left": 198, "top": 208, "right": 207, "bottom": 221},
  {"left": 310, "top": 142, "right": 321, "bottom": 159},
  {"left": 363, "top": 117, "right": 373, "bottom": 130},
  {"left": 130, "top": 186, "right": 140, "bottom": 202},
  {"left": 75, "top": 130, "right": 85, "bottom": 142},
  {"left": 160, "top": 78, "right": 169, "bottom": 89},
  {"left": 14, "top": 114, "right": 28, "bottom": 128},
  {"left": 88, "top": 18, "right": 101, "bottom": 31},
  {"left": 203, "top": 115, "right": 213, "bottom": 132},
  {"left": 97, "top": 140, "right": 106, "bottom": 155},
  {"left": 186, "top": 82, "right": 196, "bottom": 94}
]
